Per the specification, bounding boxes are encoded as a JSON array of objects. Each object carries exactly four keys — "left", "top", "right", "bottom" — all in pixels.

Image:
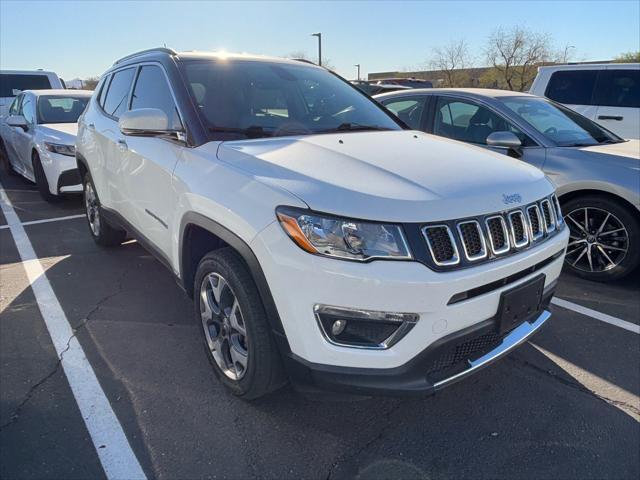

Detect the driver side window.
[
  {"left": 9, "top": 94, "right": 23, "bottom": 116},
  {"left": 434, "top": 97, "right": 531, "bottom": 146},
  {"left": 20, "top": 97, "right": 35, "bottom": 125}
]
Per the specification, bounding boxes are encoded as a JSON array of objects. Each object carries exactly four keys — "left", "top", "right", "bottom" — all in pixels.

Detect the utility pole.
[
  {"left": 354, "top": 64, "right": 361, "bottom": 81},
  {"left": 311, "top": 32, "right": 322, "bottom": 66}
]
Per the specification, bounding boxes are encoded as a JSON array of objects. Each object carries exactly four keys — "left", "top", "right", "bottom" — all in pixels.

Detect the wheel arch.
[
  {"left": 558, "top": 188, "right": 640, "bottom": 222},
  {"left": 179, "top": 212, "right": 289, "bottom": 342}
]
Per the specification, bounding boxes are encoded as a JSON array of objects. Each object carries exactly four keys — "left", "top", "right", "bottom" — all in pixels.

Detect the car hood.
[
  {"left": 215, "top": 130, "right": 553, "bottom": 222},
  {"left": 577, "top": 139, "right": 640, "bottom": 160},
  {"left": 39, "top": 123, "right": 77, "bottom": 144}
]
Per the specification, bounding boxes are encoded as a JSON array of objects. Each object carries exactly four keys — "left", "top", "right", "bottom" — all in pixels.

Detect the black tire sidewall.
[
  {"left": 32, "top": 153, "right": 57, "bottom": 202},
  {"left": 562, "top": 195, "right": 639, "bottom": 281},
  {"left": 82, "top": 172, "right": 125, "bottom": 246},
  {"left": 194, "top": 248, "right": 283, "bottom": 399}
]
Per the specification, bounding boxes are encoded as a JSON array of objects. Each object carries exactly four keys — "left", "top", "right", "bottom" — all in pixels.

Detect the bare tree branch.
[{"left": 428, "top": 39, "right": 473, "bottom": 87}]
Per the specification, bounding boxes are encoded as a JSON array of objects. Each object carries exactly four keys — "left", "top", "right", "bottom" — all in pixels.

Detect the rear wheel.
[
  {"left": 195, "top": 248, "right": 285, "bottom": 399},
  {"left": 562, "top": 195, "right": 639, "bottom": 281},
  {"left": 32, "top": 152, "right": 58, "bottom": 202},
  {"left": 83, "top": 173, "right": 126, "bottom": 247}
]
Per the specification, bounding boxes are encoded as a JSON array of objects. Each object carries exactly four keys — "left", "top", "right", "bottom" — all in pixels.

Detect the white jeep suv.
[{"left": 76, "top": 49, "right": 569, "bottom": 399}]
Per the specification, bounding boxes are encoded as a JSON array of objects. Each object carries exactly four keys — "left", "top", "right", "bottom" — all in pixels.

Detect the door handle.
[
  {"left": 117, "top": 139, "right": 128, "bottom": 152},
  {"left": 597, "top": 115, "right": 623, "bottom": 121},
  {"left": 87, "top": 123, "right": 95, "bottom": 130}
]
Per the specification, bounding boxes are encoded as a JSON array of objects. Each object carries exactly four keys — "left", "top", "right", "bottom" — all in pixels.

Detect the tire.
[
  {"left": 562, "top": 194, "right": 639, "bottom": 282},
  {"left": 194, "top": 248, "right": 286, "bottom": 399},
  {"left": 83, "top": 172, "right": 126, "bottom": 247},
  {"left": 32, "top": 152, "right": 59, "bottom": 202}
]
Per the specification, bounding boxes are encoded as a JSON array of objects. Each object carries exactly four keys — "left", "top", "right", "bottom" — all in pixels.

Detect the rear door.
[
  {"left": 544, "top": 69, "right": 598, "bottom": 121},
  {"left": 593, "top": 68, "right": 640, "bottom": 139},
  {"left": 118, "top": 64, "right": 184, "bottom": 258}
]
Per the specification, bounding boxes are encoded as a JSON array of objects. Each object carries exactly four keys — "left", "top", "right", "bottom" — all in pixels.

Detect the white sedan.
[{"left": 0, "top": 89, "right": 91, "bottom": 201}]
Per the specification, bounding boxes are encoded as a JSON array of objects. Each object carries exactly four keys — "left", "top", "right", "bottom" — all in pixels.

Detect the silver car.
[{"left": 376, "top": 88, "right": 640, "bottom": 281}]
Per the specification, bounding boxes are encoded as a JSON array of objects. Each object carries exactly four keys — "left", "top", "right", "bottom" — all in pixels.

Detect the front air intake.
[{"left": 422, "top": 225, "right": 459, "bottom": 266}]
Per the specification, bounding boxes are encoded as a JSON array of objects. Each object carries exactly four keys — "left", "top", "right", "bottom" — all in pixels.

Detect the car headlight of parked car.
[
  {"left": 44, "top": 142, "right": 75, "bottom": 157},
  {"left": 276, "top": 206, "right": 412, "bottom": 261}
]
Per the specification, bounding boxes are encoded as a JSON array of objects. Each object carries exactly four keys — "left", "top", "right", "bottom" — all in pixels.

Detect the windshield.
[
  {"left": 180, "top": 60, "right": 402, "bottom": 140},
  {"left": 499, "top": 96, "right": 623, "bottom": 147},
  {"left": 37, "top": 95, "right": 90, "bottom": 124}
]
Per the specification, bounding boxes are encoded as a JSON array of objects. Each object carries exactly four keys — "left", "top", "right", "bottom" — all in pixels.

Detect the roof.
[
  {"left": 24, "top": 89, "right": 93, "bottom": 96},
  {"left": 0, "top": 69, "right": 58, "bottom": 76},
  {"left": 374, "top": 87, "right": 534, "bottom": 99},
  {"left": 537, "top": 63, "right": 639, "bottom": 71}
]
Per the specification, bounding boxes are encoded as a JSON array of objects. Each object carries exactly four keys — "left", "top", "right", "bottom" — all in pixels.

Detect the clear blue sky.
[{"left": 1, "top": 0, "right": 638, "bottom": 80}]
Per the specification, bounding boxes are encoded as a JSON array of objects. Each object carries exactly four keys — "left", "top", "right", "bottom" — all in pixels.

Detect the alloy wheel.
[
  {"left": 564, "top": 207, "right": 629, "bottom": 273},
  {"left": 199, "top": 272, "right": 249, "bottom": 380},
  {"left": 84, "top": 181, "right": 101, "bottom": 236}
]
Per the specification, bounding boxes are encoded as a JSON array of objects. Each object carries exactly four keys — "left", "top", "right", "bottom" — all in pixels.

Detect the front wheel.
[
  {"left": 32, "top": 152, "right": 58, "bottom": 202},
  {"left": 83, "top": 173, "right": 126, "bottom": 247},
  {"left": 194, "top": 248, "right": 285, "bottom": 399},
  {"left": 562, "top": 195, "right": 639, "bottom": 281}
]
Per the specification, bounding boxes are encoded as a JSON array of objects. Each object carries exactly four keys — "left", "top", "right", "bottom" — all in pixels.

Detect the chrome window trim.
[
  {"left": 526, "top": 205, "right": 544, "bottom": 241},
  {"left": 484, "top": 215, "right": 511, "bottom": 255},
  {"left": 422, "top": 225, "right": 460, "bottom": 266},
  {"left": 508, "top": 210, "right": 530, "bottom": 248},
  {"left": 456, "top": 220, "right": 488, "bottom": 261}
]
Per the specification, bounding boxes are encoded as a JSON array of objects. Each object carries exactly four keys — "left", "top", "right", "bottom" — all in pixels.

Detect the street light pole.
[
  {"left": 354, "top": 64, "right": 361, "bottom": 81},
  {"left": 311, "top": 32, "right": 322, "bottom": 66}
]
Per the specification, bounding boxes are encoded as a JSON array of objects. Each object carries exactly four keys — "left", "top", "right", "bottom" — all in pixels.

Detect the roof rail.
[{"left": 113, "top": 47, "right": 177, "bottom": 65}]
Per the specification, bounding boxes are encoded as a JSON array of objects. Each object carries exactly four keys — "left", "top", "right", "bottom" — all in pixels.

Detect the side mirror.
[
  {"left": 119, "top": 108, "right": 170, "bottom": 135},
  {"left": 486, "top": 131, "right": 522, "bottom": 149},
  {"left": 7, "top": 115, "right": 28, "bottom": 130}
]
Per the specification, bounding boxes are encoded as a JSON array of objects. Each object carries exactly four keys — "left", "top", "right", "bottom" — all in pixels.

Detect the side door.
[
  {"left": 93, "top": 67, "right": 137, "bottom": 218},
  {"left": 593, "top": 68, "right": 640, "bottom": 139},
  {"left": 543, "top": 69, "right": 598, "bottom": 121},
  {"left": 13, "top": 93, "right": 37, "bottom": 178},
  {"left": 119, "top": 64, "right": 185, "bottom": 259},
  {"left": 429, "top": 95, "right": 546, "bottom": 169},
  {"left": 379, "top": 95, "right": 429, "bottom": 131}
]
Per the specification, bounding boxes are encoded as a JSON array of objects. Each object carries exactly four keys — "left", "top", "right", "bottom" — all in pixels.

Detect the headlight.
[
  {"left": 44, "top": 142, "right": 75, "bottom": 157},
  {"left": 276, "top": 207, "right": 412, "bottom": 261}
]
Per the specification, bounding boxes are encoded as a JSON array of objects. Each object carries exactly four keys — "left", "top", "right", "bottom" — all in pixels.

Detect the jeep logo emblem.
[{"left": 502, "top": 193, "right": 522, "bottom": 205}]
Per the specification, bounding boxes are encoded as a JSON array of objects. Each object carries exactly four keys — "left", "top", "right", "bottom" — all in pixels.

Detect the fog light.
[
  {"left": 314, "top": 304, "right": 419, "bottom": 349},
  {"left": 331, "top": 319, "right": 347, "bottom": 335}
]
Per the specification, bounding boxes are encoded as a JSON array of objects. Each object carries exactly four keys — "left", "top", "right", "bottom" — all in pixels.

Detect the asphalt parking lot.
[{"left": 0, "top": 170, "right": 638, "bottom": 480}]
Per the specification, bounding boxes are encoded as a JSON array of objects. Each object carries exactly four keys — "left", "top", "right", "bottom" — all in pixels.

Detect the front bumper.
[{"left": 38, "top": 148, "right": 82, "bottom": 195}]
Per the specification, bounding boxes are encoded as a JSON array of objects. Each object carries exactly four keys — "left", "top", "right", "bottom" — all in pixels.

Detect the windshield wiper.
[
  {"left": 318, "top": 122, "right": 392, "bottom": 133},
  {"left": 208, "top": 125, "right": 272, "bottom": 139}
]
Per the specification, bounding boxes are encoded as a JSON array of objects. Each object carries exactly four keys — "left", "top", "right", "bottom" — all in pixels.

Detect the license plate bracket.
[{"left": 497, "top": 274, "right": 545, "bottom": 334}]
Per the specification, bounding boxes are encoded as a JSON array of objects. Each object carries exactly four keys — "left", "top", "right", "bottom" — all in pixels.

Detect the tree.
[
  {"left": 82, "top": 77, "right": 100, "bottom": 90},
  {"left": 615, "top": 51, "right": 640, "bottom": 63},
  {"left": 428, "top": 39, "right": 473, "bottom": 87},
  {"left": 486, "top": 26, "right": 555, "bottom": 91},
  {"left": 284, "top": 51, "right": 335, "bottom": 70}
]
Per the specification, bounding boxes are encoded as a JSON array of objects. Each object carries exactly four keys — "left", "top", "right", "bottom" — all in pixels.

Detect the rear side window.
[
  {"left": 0, "top": 74, "right": 52, "bottom": 97},
  {"left": 97, "top": 75, "right": 111, "bottom": 109},
  {"left": 594, "top": 69, "right": 640, "bottom": 108},
  {"left": 102, "top": 68, "right": 135, "bottom": 119},
  {"left": 545, "top": 70, "right": 597, "bottom": 105},
  {"left": 130, "top": 65, "right": 182, "bottom": 129},
  {"left": 383, "top": 97, "right": 426, "bottom": 130}
]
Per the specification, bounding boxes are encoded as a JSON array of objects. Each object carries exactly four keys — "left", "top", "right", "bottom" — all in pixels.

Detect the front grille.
[
  {"left": 485, "top": 216, "right": 510, "bottom": 254},
  {"left": 541, "top": 199, "right": 556, "bottom": 233},
  {"left": 420, "top": 195, "right": 561, "bottom": 270},
  {"left": 527, "top": 205, "right": 543, "bottom": 240},
  {"left": 552, "top": 194, "right": 564, "bottom": 226},
  {"left": 423, "top": 225, "right": 459, "bottom": 266},
  {"left": 509, "top": 211, "right": 529, "bottom": 247},
  {"left": 426, "top": 330, "right": 503, "bottom": 380},
  {"left": 457, "top": 221, "right": 487, "bottom": 261}
]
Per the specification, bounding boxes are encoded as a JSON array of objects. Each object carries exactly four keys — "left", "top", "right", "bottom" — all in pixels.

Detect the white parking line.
[
  {"left": 551, "top": 297, "right": 640, "bottom": 334},
  {"left": 0, "top": 182, "right": 146, "bottom": 480},
  {"left": 0, "top": 213, "right": 85, "bottom": 230}
]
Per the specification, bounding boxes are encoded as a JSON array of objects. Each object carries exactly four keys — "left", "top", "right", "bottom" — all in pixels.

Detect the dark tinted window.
[
  {"left": 594, "top": 69, "right": 640, "bottom": 108},
  {"left": 97, "top": 75, "right": 110, "bottom": 108},
  {"left": 0, "top": 74, "right": 52, "bottom": 97},
  {"left": 382, "top": 96, "right": 426, "bottom": 130},
  {"left": 37, "top": 95, "right": 90, "bottom": 124},
  {"left": 102, "top": 68, "right": 135, "bottom": 118},
  {"left": 9, "top": 94, "right": 23, "bottom": 115},
  {"left": 131, "top": 65, "right": 182, "bottom": 129},
  {"left": 433, "top": 97, "right": 531, "bottom": 145},
  {"left": 545, "top": 70, "right": 597, "bottom": 105}
]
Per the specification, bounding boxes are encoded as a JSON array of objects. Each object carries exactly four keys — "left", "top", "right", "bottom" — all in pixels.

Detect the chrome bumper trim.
[{"left": 433, "top": 310, "right": 551, "bottom": 390}]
